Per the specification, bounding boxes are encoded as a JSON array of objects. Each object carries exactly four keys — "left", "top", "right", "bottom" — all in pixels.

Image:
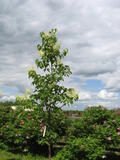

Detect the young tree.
[{"left": 28, "top": 29, "right": 78, "bottom": 159}]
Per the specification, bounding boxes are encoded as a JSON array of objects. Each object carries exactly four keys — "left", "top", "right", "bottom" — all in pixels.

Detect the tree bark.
[
  {"left": 48, "top": 62, "right": 53, "bottom": 159},
  {"left": 48, "top": 108, "right": 51, "bottom": 160},
  {"left": 48, "top": 142, "right": 51, "bottom": 159}
]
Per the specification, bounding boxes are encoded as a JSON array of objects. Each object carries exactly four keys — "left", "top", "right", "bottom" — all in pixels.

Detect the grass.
[{"left": 0, "top": 150, "right": 50, "bottom": 160}]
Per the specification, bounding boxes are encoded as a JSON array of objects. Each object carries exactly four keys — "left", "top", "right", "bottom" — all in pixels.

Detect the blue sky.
[
  {"left": 84, "top": 80, "right": 105, "bottom": 92},
  {"left": 0, "top": 0, "right": 120, "bottom": 109},
  {"left": 2, "top": 86, "right": 19, "bottom": 96}
]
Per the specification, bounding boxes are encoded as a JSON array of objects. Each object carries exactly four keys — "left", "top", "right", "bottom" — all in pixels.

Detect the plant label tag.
[
  {"left": 43, "top": 107, "right": 47, "bottom": 112},
  {"left": 43, "top": 126, "right": 46, "bottom": 137}
]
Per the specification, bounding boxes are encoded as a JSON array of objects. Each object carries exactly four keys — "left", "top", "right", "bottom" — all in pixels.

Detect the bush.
[
  {"left": 68, "top": 106, "right": 120, "bottom": 148},
  {"left": 0, "top": 105, "right": 45, "bottom": 153},
  {"left": 0, "top": 104, "right": 67, "bottom": 154},
  {"left": 82, "top": 106, "right": 114, "bottom": 125},
  {"left": 54, "top": 137, "right": 105, "bottom": 160}
]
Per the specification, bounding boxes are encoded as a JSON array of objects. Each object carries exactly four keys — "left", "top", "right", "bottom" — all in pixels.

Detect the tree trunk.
[
  {"left": 48, "top": 142, "right": 51, "bottom": 159},
  {"left": 48, "top": 62, "right": 53, "bottom": 160},
  {"left": 48, "top": 108, "right": 51, "bottom": 160}
]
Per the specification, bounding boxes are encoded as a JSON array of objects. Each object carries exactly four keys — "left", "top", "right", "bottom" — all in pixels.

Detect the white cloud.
[
  {"left": 79, "top": 91, "right": 91, "bottom": 100},
  {"left": 0, "top": 95, "right": 16, "bottom": 102},
  {"left": 97, "top": 89, "right": 117, "bottom": 100},
  {"left": 0, "top": 0, "right": 120, "bottom": 108}
]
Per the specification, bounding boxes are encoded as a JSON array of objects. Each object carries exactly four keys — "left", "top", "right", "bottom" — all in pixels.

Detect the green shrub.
[
  {"left": 66, "top": 106, "right": 120, "bottom": 160},
  {"left": 0, "top": 104, "right": 67, "bottom": 154},
  {"left": 82, "top": 106, "right": 114, "bottom": 125},
  {"left": 0, "top": 106, "right": 44, "bottom": 153},
  {"left": 54, "top": 137, "right": 105, "bottom": 160},
  {"left": 68, "top": 106, "right": 120, "bottom": 149}
]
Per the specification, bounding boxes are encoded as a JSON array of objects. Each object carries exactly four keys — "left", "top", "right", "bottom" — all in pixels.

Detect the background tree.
[{"left": 28, "top": 29, "right": 78, "bottom": 159}]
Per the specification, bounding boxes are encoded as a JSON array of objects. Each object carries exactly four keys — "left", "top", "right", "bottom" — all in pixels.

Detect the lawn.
[{"left": 0, "top": 150, "right": 50, "bottom": 160}]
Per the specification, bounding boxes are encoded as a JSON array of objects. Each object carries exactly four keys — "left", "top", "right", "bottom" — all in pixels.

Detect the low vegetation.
[
  {"left": 0, "top": 149, "right": 48, "bottom": 160},
  {"left": 0, "top": 102, "right": 120, "bottom": 160}
]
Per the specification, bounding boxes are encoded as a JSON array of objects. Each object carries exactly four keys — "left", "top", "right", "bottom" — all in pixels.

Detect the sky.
[{"left": 0, "top": 0, "right": 120, "bottom": 110}]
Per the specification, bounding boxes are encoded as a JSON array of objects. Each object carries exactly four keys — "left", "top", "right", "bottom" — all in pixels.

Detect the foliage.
[
  {"left": 0, "top": 104, "right": 67, "bottom": 154},
  {"left": 0, "top": 105, "right": 43, "bottom": 153},
  {"left": 67, "top": 106, "right": 120, "bottom": 159},
  {"left": 82, "top": 106, "right": 114, "bottom": 125},
  {"left": 54, "top": 137, "right": 105, "bottom": 160},
  {"left": 48, "top": 108, "right": 69, "bottom": 136},
  {"left": 28, "top": 28, "right": 78, "bottom": 158},
  {"left": 28, "top": 29, "right": 78, "bottom": 109},
  {"left": 0, "top": 102, "right": 120, "bottom": 159},
  {"left": 0, "top": 149, "right": 49, "bottom": 160}
]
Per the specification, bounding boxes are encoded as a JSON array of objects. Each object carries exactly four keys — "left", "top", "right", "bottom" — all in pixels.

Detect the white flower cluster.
[
  {"left": 38, "top": 50, "right": 45, "bottom": 57},
  {"left": 24, "top": 108, "right": 33, "bottom": 112},
  {"left": 11, "top": 106, "right": 33, "bottom": 112},
  {"left": 11, "top": 106, "right": 17, "bottom": 110},
  {"left": 57, "top": 59, "right": 62, "bottom": 65},
  {"left": 28, "top": 65, "right": 35, "bottom": 72},
  {"left": 44, "top": 32, "right": 50, "bottom": 37},
  {"left": 53, "top": 43, "right": 60, "bottom": 50},
  {"left": 66, "top": 89, "right": 78, "bottom": 99},
  {"left": 102, "top": 155, "right": 106, "bottom": 159}
]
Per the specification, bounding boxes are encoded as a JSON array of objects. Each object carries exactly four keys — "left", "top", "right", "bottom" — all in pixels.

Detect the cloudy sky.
[{"left": 0, "top": 0, "right": 120, "bottom": 109}]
